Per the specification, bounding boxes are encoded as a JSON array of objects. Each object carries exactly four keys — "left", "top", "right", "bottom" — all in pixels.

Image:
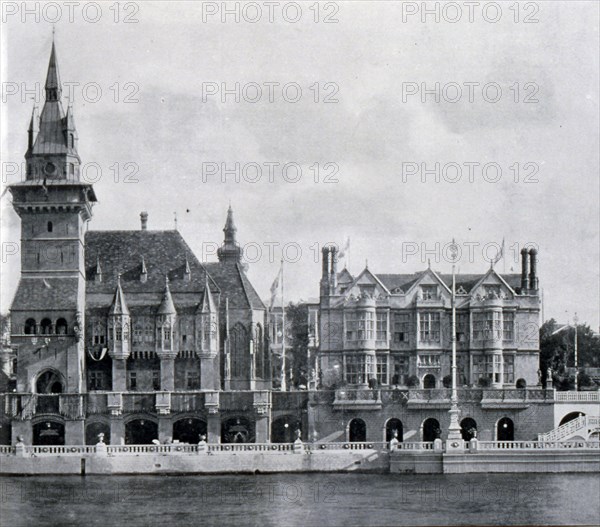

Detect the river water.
[{"left": 1, "top": 472, "right": 598, "bottom": 526}]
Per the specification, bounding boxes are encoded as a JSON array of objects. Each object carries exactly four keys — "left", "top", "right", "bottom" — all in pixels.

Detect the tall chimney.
[
  {"left": 529, "top": 248, "right": 538, "bottom": 290},
  {"left": 320, "top": 247, "right": 330, "bottom": 297},
  {"left": 140, "top": 211, "right": 148, "bottom": 231},
  {"left": 330, "top": 246, "right": 338, "bottom": 291},
  {"left": 520, "top": 248, "right": 529, "bottom": 291}
]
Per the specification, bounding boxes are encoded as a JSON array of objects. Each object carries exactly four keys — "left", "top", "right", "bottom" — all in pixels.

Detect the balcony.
[
  {"left": 333, "top": 389, "right": 382, "bottom": 411},
  {"left": 407, "top": 389, "right": 452, "bottom": 409}
]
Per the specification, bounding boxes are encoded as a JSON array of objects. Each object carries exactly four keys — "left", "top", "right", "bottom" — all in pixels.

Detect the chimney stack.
[
  {"left": 520, "top": 248, "right": 529, "bottom": 291},
  {"left": 528, "top": 248, "right": 538, "bottom": 290},
  {"left": 140, "top": 211, "right": 148, "bottom": 231},
  {"left": 320, "top": 247, "right": 331, "bottom": 297},
  {"left": 330, "top": 246, "right": 338, "bottom": 291}
]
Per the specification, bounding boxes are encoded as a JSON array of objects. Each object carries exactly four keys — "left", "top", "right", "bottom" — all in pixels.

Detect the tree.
[
  {"left": 540, "top": 318, "right": 600, "bottom": 386},
  {"left": 284, "top": 302, "right": 310, "bottom": 389},
  {"left": 442, "top": 375, "right": 452, "bottom": 388}
]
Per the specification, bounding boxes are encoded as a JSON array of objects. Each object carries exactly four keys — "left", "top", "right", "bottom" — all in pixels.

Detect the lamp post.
[{"left": 446, "top": 241, "right": 463, "bottom": 447}]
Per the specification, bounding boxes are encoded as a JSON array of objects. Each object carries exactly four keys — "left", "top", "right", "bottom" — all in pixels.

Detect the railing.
[
  {"left": 408, "top": 389, "right": 451, "bottom": 401},
  {"left": 122, "top": 393, "right": 156, "bottom": 413},
  {"left": 478, "top": 440, "right": 600, "bottom": 450},
  {"left": 538, "top": 416, "right": 586, "bottom": 442},
  {"left": 24, "top": 445, "right": 97, "bottom": 456},
  {"left": 272, "top": 391, "right": 308, "bottom": 411},
  {"left": 554, "top": 391, "right": 600, "bottom": 402},
  {"left": 87, "top": 392, "right": 109, "bottom": 414},
  {"left": 170, "top": 392, "right": 205, "bottom": 413},
  {"left": 380, "top": 389, "right": 409, "bottom": 404},
  {"left": 334, "top": 389, "right": 381, "bottom": 402},
  {"left": 392, "top": 442, "right": 434, "bottom": 451},
  {"left": 0, "top": 445, "right": 15, "bottom": 455}
]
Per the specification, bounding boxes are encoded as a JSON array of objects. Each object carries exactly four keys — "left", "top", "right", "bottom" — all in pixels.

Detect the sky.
[{"left": 1, "top": 1, "right": 599, "bottom": 329}]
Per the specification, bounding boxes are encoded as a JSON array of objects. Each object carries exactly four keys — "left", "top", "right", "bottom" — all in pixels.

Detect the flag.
[
  {"left": 269, "top": 262, "right": 283, "bottom": 309},
  {"left": 491, "top": 238, "right": 505, "bottom": 267}
]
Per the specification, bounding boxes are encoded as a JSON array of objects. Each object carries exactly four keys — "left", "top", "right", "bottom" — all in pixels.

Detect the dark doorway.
[
  {"left": 271, "top": 416, "right": 302, "bottom": 443},
  {"left": 349, "top": 418, "right": 367, "bottom": 442},
  {"left": 221, "top": 417, "right": 254, "bottom": 444},
  {"left": 497, "top": 417, "right": 514, "bottom": 441},
  {"left": 125, "top": 419, "right": 158, "bottom": 444},
  {"left": 460, "top": 417, "right": 477, "bottom": 441},
  {"left": 33, "top": 421, "right": 65, "bottom": 445},
  {"left": 85, "top": 422, "right": 111, "bottom": 445},
  {"left": 385, "top": 418, "right": 403, "bottom": 442},
  {"left": 423, "top": 374, "right": 436, "bottom": 389},
  {"left": 173, "top": 418, "right": 207, "bottom": 444},
  {"left": 423, "top": 418, "right": 441, "bottom": 442}
]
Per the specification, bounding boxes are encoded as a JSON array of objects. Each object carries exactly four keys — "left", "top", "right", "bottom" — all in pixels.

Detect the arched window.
[
  {"left": 230, "top": 323, "right": 248, "bottom": 378},
  {"left": 422, "top": 418, "right": 441, "bottom": 442},
  {"left": 385, "top": 418, "right": 403, "bottom": 442},
  {"left": 254, "top": 324, "right": 264, "bottom": 378},
  {"left": 423, "top": 373, "right": 436, "bottom": 389},
  {"left": 497, "top": 417, "right": 514, "bottom": 441},
  {"left": 55, "top": 318, "right": 68, "bottom": 335},
  {"left": 349, "top": 418, "right": 367, "bottom": 442},
  {"left": 40, "top": 318, "right": 53, "bottom": 335},
  {"left": 460, "top": 417, "right": 477, "bottom": 441},
  {"left": 24, "top": 318, "right": 37, "bottom": 335},
  {"left": 47, "top": 221, "right": 53, "bottom": 233}
]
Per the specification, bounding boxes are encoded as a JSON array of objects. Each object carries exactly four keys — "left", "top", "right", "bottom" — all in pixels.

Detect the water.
[{"left": 1, "top": 473, "right": 598, "bottom": 527}]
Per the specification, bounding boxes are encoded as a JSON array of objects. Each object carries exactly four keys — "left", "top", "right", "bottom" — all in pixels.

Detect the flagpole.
[{"left": 280, "top": 259, "right": 286, "bottom": 391}]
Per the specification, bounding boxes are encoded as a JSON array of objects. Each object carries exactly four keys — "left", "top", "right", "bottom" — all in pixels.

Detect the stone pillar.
[
  {"left": 112, "top": 359, "right": 127, "bottom": 392},
  {"left": 255, "top": 413, "right": 269, "bottom": 443},
  {"left": 110, "top": 417, "right": 125, "bottom": 445},
  {"left": 65, "top": 420, "right": 85, "bottom": 445},
  {"left": 206, "top": 412, "right": 221, "bottom": 444},
  {"left": 11, "top": 421, "right": 32, "bottom": 446},
  {"left": 160, "top": 358, "right": 175, "bottom": 391},
  {"left": 158, "top": 416, "right": 172, "bottom": 444},
  {"left": 253, "top": 391, "right": 271, "bottom": 443}
]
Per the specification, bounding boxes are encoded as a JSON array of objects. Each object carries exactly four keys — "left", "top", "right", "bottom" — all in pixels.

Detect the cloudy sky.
[{"left": 1, "top": 1, "right": 599, "bottom": 328}]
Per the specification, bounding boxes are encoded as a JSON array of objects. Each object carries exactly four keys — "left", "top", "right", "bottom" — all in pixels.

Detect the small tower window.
[
  {"left": 24, "top": 318, "right": 37, "bottom": 335},
  {"left": 47, "top": 221, "right": 53, "bottom": 233},
  {"left": 56, "top": 318, "right": 68, "bottom": 335},
  {"left": 69, "top": 163, "right": 75, "bottom": 178},
  {"left": 69, "top": 134, "right": 75, "bottom": 149}
]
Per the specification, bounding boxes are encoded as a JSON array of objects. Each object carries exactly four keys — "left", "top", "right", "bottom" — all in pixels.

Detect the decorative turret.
[
  {"left": 94, "top": 257, "right": 102, "bottom": 283},
  {"left": 217, "top": 205, "right": 243, "bottom": 264},
  {"left": 107, "top": 275, "right": 131, "bottom": 360},
  {"left": 156, "top": 276, "right": 177, "bottom": 357},
  {"left": 140, "top": 256, "right": 147, "bottom": 283},
  {"left": 197, "top": 276, "right": 218, "bottom": 358}
]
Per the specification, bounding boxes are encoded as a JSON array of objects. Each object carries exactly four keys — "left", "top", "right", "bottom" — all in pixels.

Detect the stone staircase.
[{"left": 538, "top": 415, "right": 600, "bottom": 442}]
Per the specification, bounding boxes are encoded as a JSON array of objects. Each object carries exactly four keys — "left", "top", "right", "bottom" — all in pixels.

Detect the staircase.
[{"left": 538, "top": 415, "right": 600, "bottom": 442}]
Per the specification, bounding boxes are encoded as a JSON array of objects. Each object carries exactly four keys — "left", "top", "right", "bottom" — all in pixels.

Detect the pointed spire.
[
  {"left": 200, "top": 275, "right": 216, "bottom": 313},
  {"left": 140, "top": 256, "right": 147, "bottom": 283},
  {"left": 157, "top": 275, "right": 176, "bottom": 315},
  {"left": 217, "top": 205, "right": 242, "bottom": 264},
  {"left": 109, "top": 275, "right": 129, "bottom": 315},
  {"left": 45, "top": 40, "right": 62, "bottom": 102},
  {"left": 94, "top": 256, "right": 102, "bottom": 283},
  {"left": 184, "top": 255, "right": 191, "bottom": 281},
  {"left": 27, "top": 106, "right": 38, "bottom": 151}
]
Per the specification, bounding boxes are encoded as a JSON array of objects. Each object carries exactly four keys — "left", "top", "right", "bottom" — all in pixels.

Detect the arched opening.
[
  {"left": 173, "top": 418, "right": 207, "bottom": 444},
  {"left": 423, "top": 374, "right": 436, "bottom": 389},
  {"left": 0, "top": 421, "right": 12, "bottom": 445},
  {"left": 271, "top": 415, "right": 302, "bottom": 443},
  {"left": 221, "top": 417, "right": 254, "bottom": 444},
  {"left": 40, "top": 318, "right": 53, "bottom": 335},
  {"left": 125, "top": 419, "right": 158, "bottom": 445},
  {"left": 460, "top": 417, "right": 477, "bottom": 441},
  {"left": 33, "top": 421, "right": 65, "bottom": 446},
  {"left": 348, "top": 418, "right": 367, "bottom": 442},
  {"left": 47, "top": 221, "right": 53, "bottom": 232},
  {"left": 497, "top": 417, "right": 514, "bottom": 441},
  {"left": 36, "top": 370, "right": 63, "bottom": 394},
  {"left": 559, "top": 412, "right": 585, "bottom": 426},
  {"left": 422, "top": 418, "right": 441, "bottom": 442},
  {"left": 385, "top": 418, "right": 403, "bottom": 442},
  {"left": 516, "top": 378, "right": 527, "bottom": 389},
  {"left": 24, "top": 318, "right": 37, "bottom": 335},
  {"left": 85, "top": 422, "right": 111, "bottom": 445},
  {"left": 56, "top": 318, "right": 68, "bottom": 335}
]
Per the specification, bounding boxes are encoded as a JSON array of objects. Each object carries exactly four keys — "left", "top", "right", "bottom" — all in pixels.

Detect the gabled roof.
[
  {"left": 11, "top": 277, "right": 79, "bottom": 311},
  {"left": 463, "top": 268, "right": 518, "bottom": 296},
  {"left": 85, "top": 230, "right": 217, "bottom": 295},
  {"left": 203, "top": 262, "right": 265, "bottom": 311},
  {"left": 337, "top": 268, "right": 354, "bottom": 284}
]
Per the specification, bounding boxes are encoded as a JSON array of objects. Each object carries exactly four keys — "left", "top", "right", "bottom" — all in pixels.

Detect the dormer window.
[
  {"left": 421, "top": 285, "right": 437, "bottom": 300},
  {"left": 485, "top": 285, "right": 501, "bottom": 297}
]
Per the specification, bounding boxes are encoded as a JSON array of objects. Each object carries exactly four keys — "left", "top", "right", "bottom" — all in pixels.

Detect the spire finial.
[
  {"left": 365, "top": 259, "right": 368, "bottom": 269},
  {"left": 174, "top": 211, "right": 178, "bottom": 230}
]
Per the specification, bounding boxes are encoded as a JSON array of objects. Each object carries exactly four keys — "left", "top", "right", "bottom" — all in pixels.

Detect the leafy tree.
[
  {"left": 442, "top": 375, "right": 452, "bottom": 388},
  {"left": 406, "top": 375, "right": 419, "bottom": 388},
  {"left": 540, "top": 319, "right": 600, "bottom": 386},
  {"left": 284, "top": 302, "right": 310, "bottom": 388}
]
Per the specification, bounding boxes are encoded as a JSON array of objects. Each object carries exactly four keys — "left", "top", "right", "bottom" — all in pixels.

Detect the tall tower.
[{"left": 9, "top": 39, "right": 96, "bottom": 398}]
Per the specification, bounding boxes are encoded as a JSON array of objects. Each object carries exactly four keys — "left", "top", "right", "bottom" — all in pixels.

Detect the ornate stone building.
[
  {"left": 5, "top": 42, "right": 268, "bottom": 446},
  {"left": 317, "top": 246, "right": 541, "bottom": 390}
]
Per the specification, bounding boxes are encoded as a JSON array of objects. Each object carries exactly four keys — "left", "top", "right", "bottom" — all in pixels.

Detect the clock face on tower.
[{"left": 44, "top": 162, "right": 56, "bottom": 176}]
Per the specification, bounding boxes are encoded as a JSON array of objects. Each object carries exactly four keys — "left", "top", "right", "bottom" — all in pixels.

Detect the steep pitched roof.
[
  {"left": 85, "top": 231, "right": 219, "bottom": 312},
  {"left": 157, "top": 279, "right": 177, "bottom": 315},
  {"left": 203, "top": 262, "right": 265, "bottom": 311},
  {"left": 108, "top": 277, "right": 129, "bottom": 315},
  {"left": 11, "top": 277, "right": 79, "bottom": 311}
]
